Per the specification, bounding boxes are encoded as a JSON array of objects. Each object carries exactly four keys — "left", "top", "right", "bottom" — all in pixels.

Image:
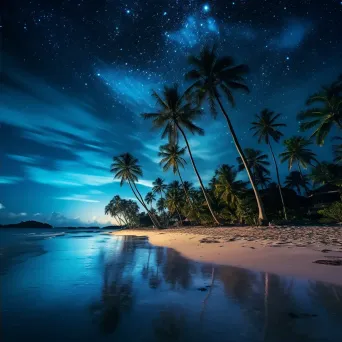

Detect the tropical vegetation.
[{"left": 104, "top": 47, "right": 342, "bottom": 227}]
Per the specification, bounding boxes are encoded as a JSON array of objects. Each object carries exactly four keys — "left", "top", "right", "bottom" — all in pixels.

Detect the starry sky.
[{"left": 1, "top": 0, "right": 341, "bottom": 226}]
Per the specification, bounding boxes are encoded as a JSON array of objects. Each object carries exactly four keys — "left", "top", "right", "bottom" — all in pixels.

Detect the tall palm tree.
[
  {"left": 142, "top": 84, "right": 220, "bottom": 224},
  {"left": 333, "top": 137, "right": 342, "bottom": 164},
  {"left": 297, "top": 76, "right": 342, "bottom": 145},
  {"left": 280, "top": 136, "right": 318, "bottom": 178},
  {"left": 185, "top": 45, "right": 267, "bottom": 224},
  {"left": 156, "top": 197, "right": 166, "bottom": 214},
  {"left": 110, "top": 153, "right": 160, "bottom": 228},
  {"left": 251, "top": 109, "right": 288, "bottom": 219},
  {"left": 158, "top": 143, "right": 194, "bottom": 211},
  {"left": 236, "top": 148, "right": 270, "bottom": 180},
  {"left": 284, "top": 171, "right": 310, "bottom": 195},
  {"left": 145, "top": 192, "right": 156, "bottom": 210}
]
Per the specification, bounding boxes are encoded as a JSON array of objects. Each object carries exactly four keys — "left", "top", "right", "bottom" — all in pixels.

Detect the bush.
[{"left": 318, "top": 202, "right": 342, "bottom": 223}]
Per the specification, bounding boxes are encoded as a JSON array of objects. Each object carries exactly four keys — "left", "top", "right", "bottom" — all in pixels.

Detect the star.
[{"left": 203, "top": 4, "right": 210, "bottom": 13}]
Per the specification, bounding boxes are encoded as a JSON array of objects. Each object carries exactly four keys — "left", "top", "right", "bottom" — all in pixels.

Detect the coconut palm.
[
  {"left": 158, "top": 143, "right": 195, "bottom": 211},
  {"left": 251, "top": 109, "right": 288, "bottom": 219},
  {"left": 152, "top": 177, "right": 167, "bottom": 199},
  {"left": 142, "top": 84, "right": 220, "bottom": 224},
  {"left": 284, "top": 171, "right": 310, "bottom": 195},
  {"left": 111, "top": 153, "right": 160, "bottom": 228},
  {"left": 297, "top": 77, "right": 342, "bottom": 145},
  {"left": 145, "top": 192, "right": 156, "bottom": 210},
  {"left": 166, "top": 181, "right": 183, "bottom": 223},
  {"left": 280, "top": 137, "right": 318, "bottom": 178},
  {"left": 254, "top": 169, "right": 272, "bottom": 190},
  {"left": 333, "top": 137, "right": 342, "bottom": 164},
  {"left": 185, "top": 45, "right": 267, "bottom": 224},
  {"left": 214, "top": 164, "right": 248, "bottom": 208},
  {"left": 236, "top": 148, "right": 270, "bottom": 180},
  {"left": 156, "top": 197, "right": 166, "bottom": 214},
  {"left": 310, "top": 162, "right": 342, "bottom": 187}
]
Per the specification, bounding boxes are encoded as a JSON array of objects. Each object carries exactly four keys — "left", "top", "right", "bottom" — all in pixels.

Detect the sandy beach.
[{"left": 113, "top": 225, "right": 342, "bottom": 286}]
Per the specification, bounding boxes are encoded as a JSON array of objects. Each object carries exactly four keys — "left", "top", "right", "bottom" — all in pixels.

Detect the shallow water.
[{"left": 1, "top": 228, "right": 342, "bottom": 342}]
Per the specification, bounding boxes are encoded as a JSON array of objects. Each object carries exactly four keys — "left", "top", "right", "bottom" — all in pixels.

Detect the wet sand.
[{"left": 113, "top": 225, "right": 342, "bottom": 286}]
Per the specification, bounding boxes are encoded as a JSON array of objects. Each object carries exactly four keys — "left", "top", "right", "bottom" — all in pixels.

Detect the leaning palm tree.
[
  {"left": 251, "top": 109, "right": 288, "bottom": 219},
  {"left": 236, "top": 148, "right": 270, "bottom": 181},
  {"left": 297, "top": 76, "right": 342, "bottom": 145},
  {"left": 145, "top": 192, "right": 156, "bottom": 210},
  {"left": 284, "top": 171, "right": 310, "bottom": 195},
  {"left": 110, "top": 153, "right": 160, "bottom": 228},
  {"left": 280, "top": 136, "right": 318, "bottom": 178},
  {"left": 185, "top": 45, "right": 267, "bottom": 224},
  {"left": 158, "top": 143, "right": 195, "bottom": 211},
  {"left": 333, "top": 137, "right": 342, "bottom": 164},
  {"left": 142, "top": 84, "right": 220, "bottom": 224}
]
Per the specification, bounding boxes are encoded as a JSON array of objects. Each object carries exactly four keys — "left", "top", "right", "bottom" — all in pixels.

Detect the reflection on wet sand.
[{"left": 89, "top": 235, "right": 342, "bottom": 341}]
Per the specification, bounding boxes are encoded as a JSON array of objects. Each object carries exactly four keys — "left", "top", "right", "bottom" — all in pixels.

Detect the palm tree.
[
  {"left": 158, "top": 143, "right": 195, "bottom": 211},
  {"left": 333, "top": 137, "right": 342, "bottom": 164},
  {"left": 310, "top": 162, "right": 342, "bottom": 187},
  {"left": 110, "top": 153, "right": 160, "bottom": 228},
  {"left": 236, "top": 148, "right": 270, "bottom": 180},
  {"left": 280, "top": 136, "right": 318, "bottom": 178},
  {"left": 156, "top": 197, "right": 166, "bottom": 214},
  {"left": 214, "top": 164, "right": 248, "bottom": 209},
  {"left": 166, "top": 181, "right": 183, "bottom": 224},
  {"left": 297, "top": 76, "right": 342, "bottom": 145},
  {"left": 152, "top": 177, "right": 167, "bottom": 199},
  {"left": 284, "top": 171, "right": 310, "bottom": 195},
  {"left": 142, "top": 84, "right": 220, "bottom": 224},
  {"left": 251, "top": 109, "right": 288, "bottom": 219},
  {"left": 145, "top": 192, "right": 156, "bottom": 210},
  {"left": 185, "top": 45, "right": 267, "bottom": 224},
  {"left": 254, "top": 169, "right": 272, "bottom": 190}
]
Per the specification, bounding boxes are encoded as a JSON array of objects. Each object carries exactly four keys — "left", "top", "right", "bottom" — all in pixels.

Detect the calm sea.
[{"left": 1, "top": 228, "right": 342, "bottom": 342}]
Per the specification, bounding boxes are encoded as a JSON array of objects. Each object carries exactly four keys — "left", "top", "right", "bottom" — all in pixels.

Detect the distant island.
[{"left": 0, "top": 220, "right": 53, "bottom": 228}]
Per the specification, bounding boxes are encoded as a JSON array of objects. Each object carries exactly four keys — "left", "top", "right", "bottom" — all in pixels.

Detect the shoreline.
[{"left": 113, "top": 226, "right": 342, "bottom": 286}]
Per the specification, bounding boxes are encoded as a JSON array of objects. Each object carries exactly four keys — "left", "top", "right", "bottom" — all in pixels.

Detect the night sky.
[{"left": 1, "top": 0, "right": 341, "bottom": 226}]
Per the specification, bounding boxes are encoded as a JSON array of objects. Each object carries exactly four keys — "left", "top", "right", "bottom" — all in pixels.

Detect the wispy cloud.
[
  {"left": 55, "top": 195, "right": 100, "bottom": 203},
  {"left": 9, "top": 212, "right": 27, "bottom": 218},
  {"left": 97, "top": 67, "right": 158, "bottom": 113},
  {"left": 7, "top": 154, "right": 36, "bottom": 164},
  {"left": 0, "top": 176, "right": 23, "bottom": 184},
  {"left": 272, "top": 20, "right": 311, "bottom": 49}
]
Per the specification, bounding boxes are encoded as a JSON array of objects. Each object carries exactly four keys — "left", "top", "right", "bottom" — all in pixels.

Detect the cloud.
[
  {"left": 89, "top": 190, "right": 104, "bottom": 195},
  {"left": 0, "top": 203, "right": 5, "bottom": 210},
  {"left": 97, "top": 67, "right": 158, "bottom": 113},
  {"left": 33, "top": 213, "right": 42, "bottom": 216},
  {"left": 55, "top": 195, "right": 100, "bottom": 203},
  {"left": 7, "top": 154, "right": 36, "bottom": 164},
  {"left": 0, "top": 68, "right": 106, "bottom": 150},
  {"left": 8, "top": 212, "right": 27, "bottom": 218},
  {"left": 272, "top": 20, "right": 311, "bottom": 49},
  {"left": 168, "top": 15, "right": 219, "bottom": 48},
  {"left": 0, "top": 176, "right": 23, "bottom": 184}
]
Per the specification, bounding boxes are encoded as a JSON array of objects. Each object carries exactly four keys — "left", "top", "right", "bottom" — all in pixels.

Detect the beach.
[{"left": 113, "top": 225, "right": 342, "bottom": 286}]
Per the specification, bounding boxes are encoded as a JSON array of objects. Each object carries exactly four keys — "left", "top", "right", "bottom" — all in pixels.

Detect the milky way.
[{"left": 1, "top": 0, "right": 341, "bottom": 225}]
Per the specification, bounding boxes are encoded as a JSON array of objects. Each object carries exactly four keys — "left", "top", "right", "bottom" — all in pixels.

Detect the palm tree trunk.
[
  {"left": 128, "top": 181, "right": 160, "bottom": 228},
  {"left": 297, "top": 162, "right": 309, "bottom": 195},
  {"left": 215, "top": 94, "right": 267, "bottom": 225},
  {"left": 133, "top": 181, "right": 161, "bottom": 227},
  {"left": 176, "top": 123, "right": 220, "bottom": 225},
  {"left": 177, "top": 168, "right": 194, "bottom": 211},
  {"left": 268, "top": 142, "right": 288, "bottom": 220}
]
